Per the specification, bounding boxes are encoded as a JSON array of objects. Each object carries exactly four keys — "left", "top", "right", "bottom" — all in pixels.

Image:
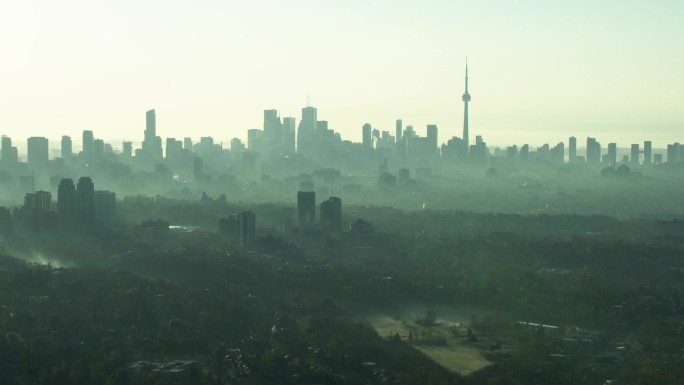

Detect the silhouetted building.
[
  {"left": 362, "top": 123, "right": 373, "bottom": 151},
  {"left": 61, "top": 136, "right": 72, "bottom": 159},
  {"left": 586, "top": 137, "right": 601, "bottom": 165},
  {"left": 237, "top": 210, "right": 256, "bottom": 248},
  {"left": 395, "top": 119, "right": 403, "bottom": 144},
  {"left": 122, "top": 141, "right": 133, "bottom": 157},
  {"left": 27, "top": 137, "right": 49, "bottom": 165},
  {"left": 142, "top": 109, "right": 163, "bottom": 160},
  {"left": 607, "top": 143, "right": 617, "bottom": 167},
  {"left": 1, "top": 136, "right": 18, "bottom": 164},
  {"left": 569, "top": 136, "right": 577, "bottom": 163},
  {"left": 427, "top": 124, "right": 438, "bottom": 155},
  {"left": 297, "top": 191, "right": 316, "bottom": 227},
  {"left": 643, "top": 141, "right": 652, "bottom": 165},
  {"left": 219, "top": 214, "right": 238, "bottom": 240},
  {"left": 82, "top": 130, "right": 94, "bottom": 161},
  {"left": 94, "top": 139, "right": 105, "bottom": 161},
  {"left": 631, "top": 144, "right": 640, "bottom": 166},
  {"left": 57, "top": 178, "right": 77, "bottom": 227},
  {"left": 94, "top": 190, "right": 116, "bottom": 227},
  {"left": 297, "top": 106, "right": 317, "bottom": 153},
  {"left": 320, "top": 196, "right": 342, "bottom": 231},
  {"left": 282, "top": 117, "right": 296, "bottom": 153},
  {"left": 76, "top": 177, "right": 95, "bottom": 227}
]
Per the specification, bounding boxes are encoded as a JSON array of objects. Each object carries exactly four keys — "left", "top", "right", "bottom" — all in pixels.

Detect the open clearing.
[{"left": 354, "top": 303, "right": 492, "bottom": 376}]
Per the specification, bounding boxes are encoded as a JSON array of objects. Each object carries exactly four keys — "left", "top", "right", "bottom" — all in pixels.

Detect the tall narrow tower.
[{"left": 462, "top": 60, "right": 471, "bottom": 155}]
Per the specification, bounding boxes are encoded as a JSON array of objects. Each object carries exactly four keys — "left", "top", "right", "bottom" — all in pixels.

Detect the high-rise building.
[
  {"left": 395, "top": 119, "right": 403, "bottom": 144},
  {"left": 122, "top": 141, "right": 133, "bottom": 157},
  {"left": 93, "top": 139, "right": 105, "bottom": 160},
  {"left": 1, "top": 136, "right": 18, "bottom": 164},
  {"left": 94, "top": 190, "right": 116, "bottom": 227},
  {"left": 462, "top": 61, "right": 471, "bottom": 155},
  {"left": 27, "top": 137, "right": 49, "bottom": 165},
  {"left": 57, "top": 178, "right": 77, "bottom": 227},
  {"left": 586, "top": 137, "right": 601, "bottom": 165},
  {"left": 362, "top": 123, "right": 372, "bottom": 150},
  {"left": 263, "top": 109, "right": 282, "bottom": 152},
  {"left": 143, "top": 109, "right": 163, "bottom": 160},
  {"left": 61, "top": 136, "right": 72, "bottom": 159},
  {"left": 631, "top": 144, "right": 640, "bottom": 166},
  {"left": 607, "top": 143, "right": 617, "bottom": 166},
  {"left": 569, "top": 136, "right": 577, "bottom": 163},
  {"left": 82, "top": 130, "right": 94, "bottom": 161},
  {"left": 237, "top": 210, "right": 256, "bottom": 248},
  {"left": 297, "top": 191, "right": 316, "bottom": 227},
  {"left": 76, "top": 177, "right": 95, "bottom": 227},
  {"left": 297, "top": 106, "right": 317, "bottom": 153},
  {"left": 643, "top": 141, "right": 652, "bottom": 165},
  {"left": 320, "top": 196, "right": 342, "bottom": 231},
  {"left": 427, "top": 124, "right": 438, "bottom": 154},
  {"left": 282, "top": 117, "right": 296, "bottom": 153}
]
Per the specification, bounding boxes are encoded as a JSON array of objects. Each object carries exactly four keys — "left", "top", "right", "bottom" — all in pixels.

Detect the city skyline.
[{"left": 1, "top": 1, "right": 682, "bottom": 147}]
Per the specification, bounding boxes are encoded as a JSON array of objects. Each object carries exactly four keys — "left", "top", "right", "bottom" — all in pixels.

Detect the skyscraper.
[
  {"left": 282, "top": 117, "right": 296, "bottom": 153},
  {"left": 427, "top": 124, "right": 438, "bottom": 154},
  {"left": 27, "top": 137, "right": 49, "bottom": 165},
  {"left": 462, "top": 60, "right": 471, "bottom": 155},
  {"left": 57, "top": 178, "right": 77, "bottom": 227},
  {"left": 237, "top": 210, "right": 256, "bottom": 248},
  {"left": 569, "top": 136, "right": 577, "bottom": 163},
  {"left": 362, "top": 123, "right": 372, "bottom": 150},
  {"left": 82, "top": 130, "right": 94, "bottom": 161},
  {"left": 297, "top": 191, "right": 316, "bottom": 227},
  {"left": 297, "top": 106, "right": 317, "bottom": 153},
  {"left": 61, "top": 135, "right": 72, "bottom": 159},
  {"left": 320, "top": 196, "right": 342, "bottom": 231},
  {"left": 76, "top": 177, "right": 95, "bottom": 227},
  {"left": 143, "top": 109, "right": 163, "bottom": 160},
  {"left": 643, "top": 141, "right": 652, "bottom": 165}
]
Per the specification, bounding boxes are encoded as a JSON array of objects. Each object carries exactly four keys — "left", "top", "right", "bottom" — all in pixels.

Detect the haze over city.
[{"left": 1, "top": 0, "right": 683, "bottom": 147}]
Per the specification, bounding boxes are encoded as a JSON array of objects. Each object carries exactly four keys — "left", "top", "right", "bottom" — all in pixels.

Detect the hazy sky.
[{"left": 1, "top": 0, "right": 682, "bottom": 148}]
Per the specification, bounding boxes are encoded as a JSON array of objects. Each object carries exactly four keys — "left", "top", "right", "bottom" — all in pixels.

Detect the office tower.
[
  {"left": 247, "top": 129, "right": 263, "bottom": 151},
  {"left": 27, "top": 137, "right": 49, "bottom": 165},
  {"left": 569, "top": 136, "right": 577, "bottom": 163},
  {"left": 643, "top": 141, "right": 652, "bottom": 165},
  {"left": 143, "top": 109, "right": 163, "bottom": 159},
  {"left": 297, "top": 106, "right": 317, "bottom": 152},
  {"left": 57, "top": 178, "right": 77, "bottom": 226},
  {"left": 183, "top": 137, "right": 193, "bottom": 151},
  {"left": 667, "top": 143, "right": 681, "bottom": 163},
  {"left": 282, "top": 117, "right": 296, "bottom": 153},
  {"left": 25, "top": 190, "right": 52, "bottom": 212},
  {"left": 607, "top": 143, "right": 617, "bottom": 167},
  {"left": 1, "top": 136, "right": 18, "bottom": 164},
  {"left": 93, "top": 139, "right": 105, "bottom": 160},
  {"left": 263, "top": 109, "right": 282, "bottom": 151},
  {"left": 76, "top": 177, "right": 95, "bottom": 226},
  {"left": 362, "top": 123, "right": 372, "bottom": 150},
  {"left": 82, "top": 130, "right": 94, "bottom": 161},
  {"left": 631, "top": 144, "right": 640, "bottom": 165},
  {"left": 586, "top": 137, "right": 601, "bottom": 165},
  {"left": 61, "top": 136, "right": 72, "bottom": 159},
  {"left": 552, "top": 142, "right": 564, "bottom": 165},
  {"left": 395, "top": 119, "right": 403, "bottom": 143},
  {"left": 297, "top": 191, "right": 316, "bottom": 227},
  {"left": 320, "top": 196, "right": 342, "bottom": 231},
  {"left": 94, "top": 190, "right": 116, "bottom": 227},
  {"left": 427, "top": 124, "right": 438, "bottom": 154},
  {"left": 165, "top": 138, "right": 183, "bottom": 162},
  {"left": 237, "top": 210, "right": 256, "bottom": 248},
  {"left": 122, "top": 141, "right": 133, "bottom": 157},
  {"left": 462, "top": 61, "right": 471, "bottom": 155},
  {"left": 230, "top": 138, "right": 245, "bottom": 152}
]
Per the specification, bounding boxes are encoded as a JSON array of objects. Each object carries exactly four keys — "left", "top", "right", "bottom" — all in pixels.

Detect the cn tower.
[{"left": 462, "top": 60, "right": 471, "bottom": 155}]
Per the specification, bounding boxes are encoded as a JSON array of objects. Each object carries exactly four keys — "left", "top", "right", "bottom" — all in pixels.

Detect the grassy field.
[{"left": 355, "top": 303, "right": 492, "bottom": 376}]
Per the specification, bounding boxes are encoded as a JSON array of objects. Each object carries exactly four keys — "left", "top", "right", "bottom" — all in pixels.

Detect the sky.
[{"left": 1, "top": 0, "right": 683, "bottom": 149}]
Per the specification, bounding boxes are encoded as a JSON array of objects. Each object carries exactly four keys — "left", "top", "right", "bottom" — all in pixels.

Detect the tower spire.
[{"left": 462, "top": 59, "right": 471, "bottom": 155}]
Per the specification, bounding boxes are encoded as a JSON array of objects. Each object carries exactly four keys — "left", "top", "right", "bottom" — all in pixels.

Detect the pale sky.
[{"left": 1, "top": 0, "right": 682, "bottom": 148}]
